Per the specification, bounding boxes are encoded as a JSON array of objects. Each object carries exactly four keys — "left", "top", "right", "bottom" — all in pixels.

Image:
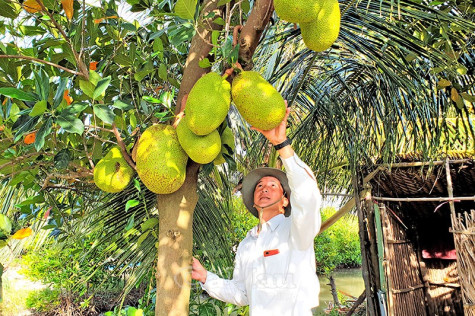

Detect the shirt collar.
[
  {"left": 267, "top": 213, "right": 285, "bottom": 231},
  {"left": 250, "top": 213, "right": 285, "bottom": 237}
]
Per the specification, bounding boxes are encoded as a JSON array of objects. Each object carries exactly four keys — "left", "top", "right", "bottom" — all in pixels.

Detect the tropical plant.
[{"left": 0, "top": 0, "right": 473, "bottom": 315}]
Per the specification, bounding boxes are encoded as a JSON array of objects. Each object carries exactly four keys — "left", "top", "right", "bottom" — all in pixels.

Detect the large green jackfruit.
[
  {"left": 300, "top": 0, "right": 341, "bottom": 52},
  {"left": 185, "top": 72, "right": 231, "bottom": 136},
  {"left": 94, "top": 147, "right": 134, "bottom": 193},
  {"left": 176, "top": 120, "right": 221, "bottom": 164},
  {"left": 232, "top": 71, "right": 286, "bottom": 131},
  {"left": 136, "top": 125, "right": 188, "bottom": 194},
  {"left": 274, "top": 0, "right": 322, "bottom": 23},
  {"left": 213, "top": 126, "right": 235, "bottom": 165}
]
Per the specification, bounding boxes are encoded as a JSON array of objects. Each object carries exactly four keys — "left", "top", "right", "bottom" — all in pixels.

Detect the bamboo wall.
[{"left": 380, "top": 205, "right": 427, "bottom": 316}]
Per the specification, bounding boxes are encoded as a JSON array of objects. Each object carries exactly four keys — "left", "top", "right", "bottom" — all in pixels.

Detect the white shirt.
[{"left": 202, "top": 154, "right": 322, "bottom": 315}]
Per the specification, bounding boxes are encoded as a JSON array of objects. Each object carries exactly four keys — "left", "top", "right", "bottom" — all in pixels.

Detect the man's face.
[{"left": 253, "top": 176, "right": 286, "bottom": 209}]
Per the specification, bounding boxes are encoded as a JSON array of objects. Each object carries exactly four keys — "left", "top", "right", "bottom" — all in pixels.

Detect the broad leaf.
[
  {"left": 113, "top": 100, "right": 133, "bottom": 110},
  {"left": 34, "top": 117, "right": 52, "bottom": 151},
  {"left": 56, "top": 115, "right": 84, "bottom": 134},
  {"left": 79, "top": 79, "right": 95, "bottom": 99},
  {"left": 54, "top": 148, "right": 71, "bottom": 169},
  {"left": 0, "top": 214, "right": 12, "bottom": 234},
  {"left": 0, "top": 87, "right": 37, "bottom": 101},
  {"left": 93, "top": 105, "right": 115, "bottom": 124},
  {"left": 29, "top": 100, "right": 47, "bottom": 117},
  {"left": 93, "top": 76, "right": 111, "bottom": 100},
  {"left": 174, "top": 0, "right": 197, "bottom": 20},
  {"left": 140, "top": 218, "right": 158, "bottom": 232},
  {"left": 125, "top": 199, "right": 140, "bottom": 212}
]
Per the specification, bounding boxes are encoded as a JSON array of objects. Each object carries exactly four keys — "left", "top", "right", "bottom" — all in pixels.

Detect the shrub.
[{"left": 25, "top": 288, "right": 61, "bottom": 312}]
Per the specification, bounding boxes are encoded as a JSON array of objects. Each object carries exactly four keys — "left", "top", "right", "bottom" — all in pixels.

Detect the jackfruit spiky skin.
[
  {"left": 176, "top": 120, "right": 221, "bottom": 164},
  {"left": 94, "top": 147, "right": 134, "bottom": 193},
  {"left": 300, "top": 0, "right": 341, "bottom": 52},
  {"left": 274, "top": 0, "right": 322, "bottom": 23},
  {"left": 231, "top": 71, "right": 286, "bottom": 131},
  {"left": 213, "top": 126, "right": 235, "bottom": 165},
  {"left": 136, "top": 125, "right": 188, "bottom": 194},
  {"left": 185, "top": 72, "right": 231, "bottom": 136}
]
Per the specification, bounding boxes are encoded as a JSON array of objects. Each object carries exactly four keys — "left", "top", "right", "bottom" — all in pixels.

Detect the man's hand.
[
  {"left": 251, "top": 103, "right": 290, "bottom": 146},
  {"left": 251, "top": 103, "right": 294, "bottom": 159},
  {"left": 191, "top": 257, "right": 207, "bottom": 284}
]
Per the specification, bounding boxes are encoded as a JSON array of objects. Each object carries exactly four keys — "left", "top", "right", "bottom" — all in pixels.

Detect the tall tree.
[{"left": 0, "top": 0, "right": 473, "bottom": 315}]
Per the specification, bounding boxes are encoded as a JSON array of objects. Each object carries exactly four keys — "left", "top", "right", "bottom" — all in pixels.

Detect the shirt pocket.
[{"left": 261, "top": 244, "right": 295, "bottom": 289}]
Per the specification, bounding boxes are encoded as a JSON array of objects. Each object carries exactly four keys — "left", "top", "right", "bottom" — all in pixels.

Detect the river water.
[{"left": 317, "top": 268, "right": 365, "bottom": 313}]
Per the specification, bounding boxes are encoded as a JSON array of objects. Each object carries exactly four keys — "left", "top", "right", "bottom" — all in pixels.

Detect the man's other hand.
[{"left": 191, "top": 257, "right": 207, "bottom": 284}]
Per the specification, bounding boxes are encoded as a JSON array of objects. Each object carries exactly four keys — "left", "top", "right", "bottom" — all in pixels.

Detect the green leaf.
[
  {"left": 158, "top": 64, "right": 168, "bottom": 80},
  {"left": 0, "top": 1, "right": 19, "bottom": 19},
  {"left": 217, "top": 0, "right": 232, "bottom": 6},
  {"left": 29, "top": 100, "right": 47, "bottom": 117},
  {"left": 113, "top": 54, "right": 132, "bottom": 67},
  {"left": 0, "top": 214, "right": 12, "bottom": 234},
  {"left": 0, "top": 87, "right": 37, "bottom": 101},
  {"left": 140, "top": 218, "right": 158, "bottom": 232},
  {"left": 61, "top": 102, "right": 88, "bottom": 116},
  {"left": 113, "top": 100, "right": 133, "bottom": 110},
  {"left": 174, "top": 0, "right": 197, "bottom": 20},
  {"left": 125, "top": 213, "right": 135, "bottom": 231},
  {"left": 34, "top": 69, "right": 50, "bottom": 101},
  {"left": 53, "top": 78, "right": 67, "bottom": 108},
  {"left": 198, "top": 58, "right": 212, "bottom": 68},
  {"left": 54, "top": 149, "right": 71, "bottom": 169},
  {"left": 213, "top": 17, "right": 225, "bottom": 26},
  {"left": 56, "top": 115, "right": 84, "bottom": 134},
  {"left": 93, "top": 76, "right": 111, "bottom": 100},
  {"left": 125, "top": 199, "right": 140, "bottom": 212},
  {"left": 34, "top": 117, "right": 52, "bottom": 151},
  {"left": 153, "top": 38, "right": 163, "bottom": 53},
  {"left": 136, "top": 231, "right": 150, "bottom": 247},
  {"left": 16, "top": 194, "right": 45, "bottom": 207},
  {"left": 133, "top": 179, "right": 141, "bottom": 192},
  {"left": 79, "top": 79, "right": 95, "bottom": 99},
  {"left": 93, "top": 105, "right": 115, "bottom": 124},
  {"left": 436, "top": 79, "right": 451, "bottom": 89}
]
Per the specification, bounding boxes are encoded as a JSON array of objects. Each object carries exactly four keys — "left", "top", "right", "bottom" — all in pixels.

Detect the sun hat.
[{"left": 241, "top": 167, "right": 292, "bottom": 218}]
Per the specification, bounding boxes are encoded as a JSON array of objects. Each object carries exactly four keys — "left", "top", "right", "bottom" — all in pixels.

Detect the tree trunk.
[
  {"left": 155, "top": 0, "right": 274, "bottom": 314},
  {"left": 155, "top": 162, "right": 200, "bottom": 315},
  {"left": 328, "top": 274, "right": 341, "bottom": 307}
]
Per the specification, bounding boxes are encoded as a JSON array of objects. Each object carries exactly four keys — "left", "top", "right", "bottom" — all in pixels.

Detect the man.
[{"left": 191, "top": 107, "right": 322, "bottom": 315}]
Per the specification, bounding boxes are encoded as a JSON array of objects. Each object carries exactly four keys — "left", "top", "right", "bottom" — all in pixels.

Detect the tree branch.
[
  {"left": 33, "top": 0, "right": 89, "bottom": 79},
  {"left": 0, "top": 152, "right": 55, "bottom": 171},
  {"left": 237, "top": 0, "right": 274, "bottom": 70},
  {"left": 0, "top": 55, "right": 83, "bottom": 76},
  {"left": 112, "top": 123, "right": 136, "bottom": 171},
  {"left": 176, "top": 0, "right": 226, "bottom": 114},
  {"left": 41, "top": 170, "right": 93, "bottom": 190}
]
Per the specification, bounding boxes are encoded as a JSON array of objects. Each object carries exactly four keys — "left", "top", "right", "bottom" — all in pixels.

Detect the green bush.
[
  {"left": 314, "top": 207, "right": 361, "bottom": 274},
  {"left": 25, "top": 288, "right": 61, "bottom": 312}
]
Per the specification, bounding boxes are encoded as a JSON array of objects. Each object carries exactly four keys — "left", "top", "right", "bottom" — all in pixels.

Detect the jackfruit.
[
  {"left": 300, "top": 0, "right": 341, "bottom": 52},
  {"left": 94, "top": 147, "right": 134, "bottom": 193},
  {"left": 214, "top": 126, "right": 235, "bottom": 165},
  {"left": 136, "top": 125, "right": 188, "bottom": 194},
  {"left": 231, "top": 71, "right": 286, "bottom": 131},
  {"left": 176, "top": 120, "right": 221, "bottom": 164},
  {"left": 185, "top": 72, "right": 231, "bottom": 136},
  {"left": 274, "top": 0, "right": 322, "bottom": 23}
]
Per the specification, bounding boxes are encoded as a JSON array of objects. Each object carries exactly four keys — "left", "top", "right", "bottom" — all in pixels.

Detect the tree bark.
[
  {"left": 237, "top": 0, "right": 274, "bottom": 70},
  {"left": 155, "top": 162, "right": 200, "bottom": 316}
]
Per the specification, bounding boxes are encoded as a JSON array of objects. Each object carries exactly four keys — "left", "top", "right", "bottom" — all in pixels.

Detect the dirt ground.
[{"left": 1, "top": 265, "right": 48, "bottom": 316}]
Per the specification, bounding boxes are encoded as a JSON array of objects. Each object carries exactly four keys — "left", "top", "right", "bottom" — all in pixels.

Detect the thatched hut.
[{"left": 352, "top": 153, "right": 475, "bottom": 315}]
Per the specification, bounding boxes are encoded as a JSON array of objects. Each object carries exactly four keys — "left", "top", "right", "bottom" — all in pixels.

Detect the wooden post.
[{"left": 353, "top": 175, "right": 379, "bottom": 316}]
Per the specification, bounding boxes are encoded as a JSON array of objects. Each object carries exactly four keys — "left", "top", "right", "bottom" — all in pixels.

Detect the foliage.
[
  {"left": 0, "top": 0, "right": 474, "bottom": 311},
  {"left": 315, "top": 207, "right": 361, "bottom": 275},
  {"left": 20, "top": 235, "right": 124, "bottom": 299},
  {"left": 25, "top": 288, "right": 61, "bottom": 312}
]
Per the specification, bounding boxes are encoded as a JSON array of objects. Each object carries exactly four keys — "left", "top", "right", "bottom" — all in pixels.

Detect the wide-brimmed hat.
[{"left": 241, "top": 167, "right": 291, "bottom": 218}]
